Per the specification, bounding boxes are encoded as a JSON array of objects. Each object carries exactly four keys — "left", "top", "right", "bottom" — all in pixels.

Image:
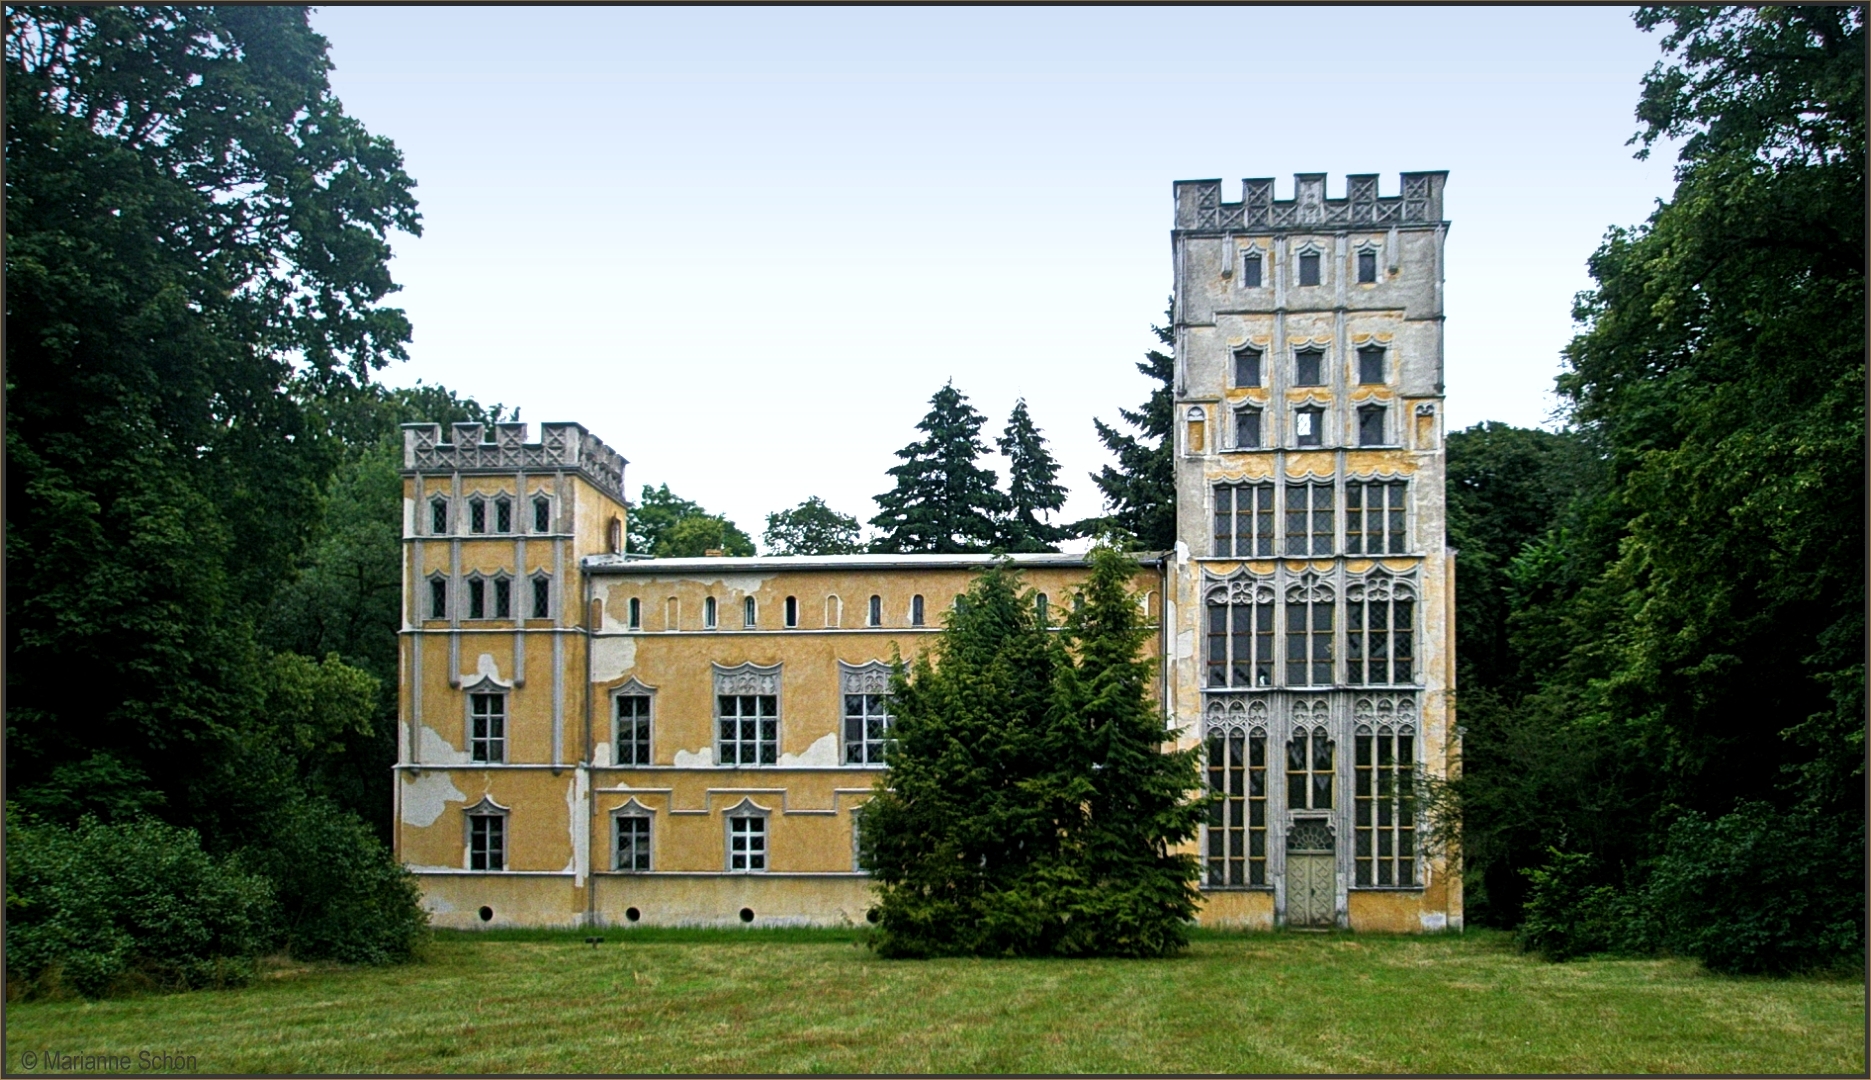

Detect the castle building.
[{"left": 395, "top": 172, "right": 1458, "bottom": 932}]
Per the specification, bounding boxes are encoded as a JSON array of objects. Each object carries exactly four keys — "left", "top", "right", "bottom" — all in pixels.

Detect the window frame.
[
  {"left": 530, "top": 574, "right": 551, "bottom": 619},
  {"left": 1355, "top": 722, "right": 1417, "bottom": 887},
  {"left": 725, "top": 801, "right": 770, "bottom": 872},
  {"left": 1357, "top": 344, "right": 1387, "bottom": 385},
  {"left": 1356, "top": 248, "right": 1378, "bottom": 284},
  {"left": 468, "top": 495, "right": 488, "bottom": 535},
  {"left": 493, "top": 495, "right": 513, "bottom": 534},
  {"left": 867, "top": 594, "right": 882, "bottom": 627},
  {"left": 910, "top": 594, "right": 925, "bottom": 627},
  {"left": 465, "top": 798, "right": 509, "bottom": 871},
  {"left": 532, "top": 494, "right": 552, "bottom": 533},
  {"left": 1346, "top": 479, "right": 1408, "bottom": 556},
  {"left": 1213, "top": 482, "right": 1274, "bottom": 559},
  {"left": 1206, "top": 726, "right": 1268, "bottom": 887},
  {"left": 627, "top": 597, "right": 642, "bottom": 630},
  {"left": 1241, "top": 250, "right": 1263, "bottom": 288},
  {"left": 1284, "top": 574, "right": 1335, "bottom": 687},
  {"left": 428, "top": 574, "right": 449, "bottom": 620},
  {"left": 1233, "top": 405, "right": 1263, "bottom": 450},
  {"left": 613, "top": 804, "right": 653, "bottom": 872},
  {"left": 467, "top": 576, "right": 487, "bottom": 620},
  {"left": 613, "top": 681, "right": 655, "bottom": 766},
  {"left": 1357, "top": 403, "right": 1388, "bottom": 447},
  {"left": 492, "top": 574, "right": 512, "bottom": 618},
  {"left": 743, "top": 596, "right": 757, "bottom": 628},
  {"left": 469, "top": 689, "right": 507, "bottom": 763},
  {"left": 1293, "top": 348, "right": 1325, "bottom": 387},
  {"left": 430, "top": 496, "right": 451, "bottom": 535},
  {"left": 1233, "top": 345, "right": 1263, "bottom": 388},
  {"left": 1283, "top": 482, "right": 1334, "bottom": 557},
  {"left": 1204, "top": 577, "right": 1276, "bottom": 689},
  {"left": 1347, "top": 573, "right": 1416, "bottom": 686},
  {"left": 841, "top": 661, "right": 894, "bottom": 766},
  {"left": 784, "top": 595, "right": 798, "bottom": 628},
  {"left": 1297, "top": 249, "right": 1322, "bottom": 287},
  {"left": 1286, "top": 721, "right": 1335, "bottom": 811},
  {"left": 703, "top": 596, "right": 718, "bottom": 629},
  {"left": 1294, "top": 406, "right": 1325, "bottom": 447},
  {"left": 713, "top": 662, "right": 782, "bottom": 768}
]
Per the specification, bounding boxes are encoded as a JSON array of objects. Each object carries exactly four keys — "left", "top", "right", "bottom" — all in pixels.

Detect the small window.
[
  {"left": 703, "top": 596, "right": 718, "bottom": 629},
  {"left": 824, "top": 595, "right": 841, "bottom": 628},
  {"left": 868, "top": 595, "right": 882, "bottom": 626},
  {"left": 784, "top": 596, "right": 798, "bottom": 628},
  {"left": 429, "top": 576, "right": 448, "bottom": 619},
  {"left": 1358, "top": 345, "right": 1386, "bottom": 386},
  {"left": 1186, "top": 406, "right": 1207, "bottom": 455},
  {"left": 616, "top": 814, "right": 651, "bottom": 872},
  {"left": 1234, "top": 407, "right": 1262, "bottom": 449},
  {"left": 494, "top": 495, "right": 512, "bottom": 534},
  {"left": 1241, "top": 251, "right": 1263, "bottom": 288},
  {"left": 607, "top": 517, "right": 622, "bottom": 554},
  {"left": 1233, "top": 346, "right": 1262, "bottom": 388},
  {"left": 532, "top": 495, "right": 551, "bottom": 533},
  {"left": 728, "top": 814, "right": 767, "bottom": 872},
  {"left": 664, "top": 596, "right": 679, "bottom": 632},
  {"left": 530, "top": 575, "right": 550, "bottom": 619},
  {"left": 1036, "top": 592, "right": 1049, "bottom": 625},
  {"left": 1298, "top": 251, "right": 1321, "bottom": 287},
  {"left": 910, "top": 595, "right": 925, "bottom": 627},
  {"left": 1358, "top": 404, "right": 1387, "bottom": 447},
  {"left": 469, "top": 496, "right": 487, "bottom": 534},
  {"left": 1357, "top": 250, "right": 1377, "bottom": 284},
  {"left": 468, "top": 578, "right": 487, "bottom": 619},
  {"left": 627, "top": 597, "right": 642, "bottom": 630},
  {"left": 1294, "top": 349, "right": 1324, "bottom": 387},
  {"left": 1295, "top": 407, "right": 1324, "bottom": 447},
  {"left": 470, "top": 692, "right": 506, "bottom": 763},
  {"left": 468, "top": 811, "right": 505, "bottom": 871},
  {"left": 616, "top": 694, "right": 652, "bottom": 765},
  {"left": 743, "top": 596, "right": 757, "bottom": 628},
  {"left": 430, "top": 496, "right": 450, "bottom": 535},
  {"left": 493, "top": 576, "right": 512, "bottom": 618}
]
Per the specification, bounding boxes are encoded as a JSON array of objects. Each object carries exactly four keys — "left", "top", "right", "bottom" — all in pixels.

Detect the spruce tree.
[
  {"left": 995, "top": 399, "right": 1071, "bottom": 553},
  {"left": 861, "top": 545, "right": 1203, "bottom": 958},
  {"left": 870, "top": 383, "right": 1005, "bottom": 553},
  {"left": 1087, "top": 304, "right": 1177, "bottom": 549},
  {"left": 860, "top": 563, "right": 1063, "bottom": 957}
]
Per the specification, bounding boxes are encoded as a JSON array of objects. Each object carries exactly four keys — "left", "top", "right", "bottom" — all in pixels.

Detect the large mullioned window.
[
  {"left": 1205, "top": 580, "right": 1275, "bottom": 689},
  {"left": 1355, "top": 723, "right": 1416, "bottom": 886},
  {"left": 1347, "top": 574, "right": 1416, "bottom": 686},
  {"left": 1284, "top": 575, "right": 1335, "bottom": 686},
  {"left": 1284, "top": 483, "right": 1334, "bottom": 556},
  {"left": 1206, "top": 727, "right": 1267, "bottom": 886},
  {"left": 1346, "top": 480, "right": 1407, "bottom": 554},
  {"left": 717, "top": 695, "right": 777, "bottom": 765},
  {"left": 1213, "top": 483, "right": 1274, "bottom": 558},
  {"left": 1286, "top": 717, "right": 1335, "bottom": 811}
]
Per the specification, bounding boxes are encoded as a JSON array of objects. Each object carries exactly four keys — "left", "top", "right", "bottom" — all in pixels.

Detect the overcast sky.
[{"left": 310, "top": 6, "right": 1681, "bottom": 547}]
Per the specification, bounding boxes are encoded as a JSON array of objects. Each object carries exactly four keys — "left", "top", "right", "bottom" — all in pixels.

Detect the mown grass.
[{"left": 5, "top": 927, "right": 1862, "bottom": 1074}]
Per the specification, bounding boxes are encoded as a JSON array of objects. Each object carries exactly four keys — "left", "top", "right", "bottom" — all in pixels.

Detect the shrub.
[
  {"left": 234, "top": 796, "right": 428, "bottom": 964},
  {"left": 1516, "top": 849, "right": 1657, "bottom": 961},
  {"left": 5, "top": 815, "right": 277, "bottom": 999},
  {"left": 1646, "top": 803, "right": 1863, "bottom": 975}
]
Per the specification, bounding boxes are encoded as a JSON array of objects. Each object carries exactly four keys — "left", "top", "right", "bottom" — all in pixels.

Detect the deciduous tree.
[{"left": 764, "top": 496, "right": 863, "bottom": 555}]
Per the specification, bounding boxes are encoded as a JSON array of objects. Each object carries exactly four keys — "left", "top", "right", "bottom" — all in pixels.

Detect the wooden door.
[{"left": 1287, "top": 853, "right": 1335, "bottom": 927}]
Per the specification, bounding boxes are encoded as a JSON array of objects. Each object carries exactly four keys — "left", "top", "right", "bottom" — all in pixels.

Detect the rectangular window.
[
  {"left": 470, "top": 692, "right": 506, "bottom": 763},
  {"left": 1294, "top": 349, "right": 1323, "bottom": 386},
  {"left": 469, "top": 499, "right": 487, "bottom": 534},
  {"left": 616, "top": 815, "right": 651, "bottom": 872},
  {"left": 743, "top": 597, "right": 757, "bottom": 628},
  {"left": 533, "top": 495, "right": 551, "bottom": 533},
  {"left": 1233, "top": 347, "right": 1262, "bottom": 388},
  {"left": 468, "top": 578, "right": 486, "bottom": 619},
  {"left": 911, "top": 595, "right": 925, "bottom": 626},
  {"left": 704, "top": 596, "right": 718, "bottom": 629},
  {"left": 1287, "top": 728, "right": 1334, "bottom": 810},
  {"left": 717, "top": 695, "right": 778, "bottom": 766},
  {"left": 1286, "top": 592, "right": 1334, "bottom": 687},
  {"left": 494, "top": 498, "right": 512, "bottom": 534},
  {"left": 1358, "top": 405, "right": 1387, "bottom": 447},
  {"left": 615, "top": 695, "right": 651, "bottom": 765},
  {"left": 431, "top": 498, "right": 449, "bottom": 534},
  {"left": 1356, "top": 728, "right": 1416, "bottom": 886},
  {"left": 1234, "top": 407, "right": 1262, "bottom": 449},
  {"left": 493, "top": 577, "right": 511, "bottom": 618},
  {"left": 844, "top": 691, "right": 892, "bottom": 765},
  {"left": 627, "top": 597, "right": 641, "bottom": 629},
  {"left": 1298, "top": 251, "right": 1321, "bottom": 286},
  {"left": 531, "top": 576, "right": 550, "bottom": 619},
  {"left": 1284, "top": 483, "right": 1334, "bottom": 557},
  {"left": 429, "top": 578, "right": 448, "bottom": 619},
  {"left": 1294, "top": 408, "right": 1323, "bottom": 447},
  {"left": 784, "top": 596, "right": 798, "bottom": 628},
  {"left": 728, "top": 815, "right": 767, "bottom": 871},
  {"left": 1206, "top": 729, "right": 1267, "bottom": 886},
  {"left": 868, "top": 595, "right": 882, "bottom": 627},
  {"left": 1349, "top": 591, "right": 1415, "bottom": 686},
  {"left": 468, "top": 813, "right": 505, "bottom": 871},
  {"left": 1241, "top": 251, "right": 1262, "bottom": 287},
  {"left": 1212, "top": 483, "right": 1274, "bottom": 559},
  {"left": 1357, "top": 345, "right": 1386, "bottom": 385},
  {"left": 1346, "top": 480, "right": 1407, "bottom": 555},
  {"left": 1206, "top": 590, "right": 1275, "bottom": 689},
  {"left": 1357, "top": 250, "right": 1377, "bottom": 284}
]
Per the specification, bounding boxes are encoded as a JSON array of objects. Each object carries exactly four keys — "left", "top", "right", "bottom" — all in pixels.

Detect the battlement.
[
  {"left": 1173, "top": 172, "right": 1447, "bottom": 233},
  {"left": 400, "top": 421, "right": 628, "bottom": 503}
]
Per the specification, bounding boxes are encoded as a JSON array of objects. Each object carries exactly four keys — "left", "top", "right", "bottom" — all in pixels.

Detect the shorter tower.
[{"left": 1165, "top": 172, "right": 1459, "bottom": 931}]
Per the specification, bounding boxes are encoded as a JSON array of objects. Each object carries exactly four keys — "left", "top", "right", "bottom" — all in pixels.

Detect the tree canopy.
[
  {"left": 869, "top": 382, "right": 1006, "bottom": 554},
  {"left": 764, "top": 496, "right": 863, "bottom": 555},
  {"left": 628, "top": 483, "right": 755, "bottom": 558},
  {"left": 995, "top": 399, "right": 1072, "bottom": 553}
]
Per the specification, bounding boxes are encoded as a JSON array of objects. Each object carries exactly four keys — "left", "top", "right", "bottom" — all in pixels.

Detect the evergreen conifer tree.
[
  {"left": 995, "top": 399, "right": 1071, "bottom": 553},
  {"left": 1087, "top": 305, "right": 1176, "bottom": 549},
  {"left": 870, "top": 383, "right": 1005, "bottom": 553},
  {"left": 862, "top": 545, "right": 1202, "bottom": 958}
]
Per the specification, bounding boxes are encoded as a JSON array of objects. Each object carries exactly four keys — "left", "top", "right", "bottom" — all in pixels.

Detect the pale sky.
[{"left": 311, "top": 6, "right": 1680, "bottom": 548}]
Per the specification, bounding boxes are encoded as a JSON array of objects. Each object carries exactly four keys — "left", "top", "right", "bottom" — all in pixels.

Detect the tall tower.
[{"left": 1166, "top": 173, "right": 1459, "bottom": 931}]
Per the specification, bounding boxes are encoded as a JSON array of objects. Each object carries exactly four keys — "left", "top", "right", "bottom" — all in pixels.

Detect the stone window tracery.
[
  {"left": 1348, "top": 573, "right": 1415, "bottom": 685},
  {"left": 715, "top": 663, "right": 779, "bottom": 766},
  {"left": 1286, "top": 707, "right": 1334, "bottom": 810},
  {"left": 1205, "top": 577, "right": 1275, "bottom": 688},
  {"left": 1355, "top": 710, "right": 1417, "bottom": 886},
  {"left": 1205, "top": 714, "right": 1268, "bottom": 887},
  {"left": 1285, "top": 574, "right": 1335, "bottom": 686}
]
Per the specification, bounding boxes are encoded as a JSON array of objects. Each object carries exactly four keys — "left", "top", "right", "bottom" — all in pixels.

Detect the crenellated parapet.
[
  {"left": 1174, "top": 172, "right": 1447, "bottom": 233},
  {"left": 400, "top": 421, "right": 628, "bottom": 502}
]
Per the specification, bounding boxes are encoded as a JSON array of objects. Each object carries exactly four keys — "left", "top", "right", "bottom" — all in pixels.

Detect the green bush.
[
  {"left": 235, "top": 796, "right": 428, "bottom": 964},
  {"left": 1516, "top": 849, "right": 1657, "bottom": 961},
  {"left": 1647, "top": 803, "right": 1863, "bottom": 975},
  {"left": 5, "top": 816, "right": 277, "bottom": 999}
]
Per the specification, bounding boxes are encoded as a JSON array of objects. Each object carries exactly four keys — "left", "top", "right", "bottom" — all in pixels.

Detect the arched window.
[
  {"left": 493, "top": 494, "right": 513, "bottom": 533},
  {"left": 703, "top": 596, "right": 718, "bottom": 629},
  {"left": 532, "top": 494, "right": 552, "bottom": 533},
  {"left": 867, "top": 595, "right": 882, "bottom": 627},
  {"left": 1286, "top": 723, "right": 1333, "bottom": 810},
  {"left": 492, "top": 574, "right": 512, "bottom": 618},
  {"left": 607, "top": 517, "right": 622, "bottom": 554},
  {"left": 784, "top": 596, "right": 798, "bottom": 628},
  {"left": 468, "top": 495, "right": 488, "bottom": 534},
  {"left": 1186, "top": 406, "right": 1207, "bottom": 455},
  {"left": 428, "top": 574, "right": 449, "bottom": 620},
  {"left": 910, "top": 594, "right": 925, "bottom": 627},
  {"left": 530, "top": 574, "right": 551, "bottom": 619},
  {"left": 824, "top": 594, "right": 841, "bottom": 628},
  {"left": 1205, "top": 578, "right": 1274, "bottom": 688},
  {"left": 743, "top": 596, "right": 757, "bottom": 628},
  {"left": 430, "top": 496, "right": 450, "bottom": 535},
  {"left": 1036, "top": 592, "right": 1049, "bottom": 625}
]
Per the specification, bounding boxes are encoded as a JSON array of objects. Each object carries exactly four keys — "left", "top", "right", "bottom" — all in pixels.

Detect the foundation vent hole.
[{"left": 739, "top": 907, "right": 755, "bottom": 923}]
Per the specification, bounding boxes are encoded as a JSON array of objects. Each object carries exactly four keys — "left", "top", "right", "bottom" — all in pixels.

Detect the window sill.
[
  {"left": 1349, "top": 885, "right": 1425, "bottom": 892},
  {"left": 1200, "top": 885, "right": 1275, "bottom": 892}
]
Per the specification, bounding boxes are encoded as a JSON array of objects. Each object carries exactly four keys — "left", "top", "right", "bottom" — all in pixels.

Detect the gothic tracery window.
[
  {"left": 1355, "top": 719, "right": 1416, "bottom": 886},
  {"left": 1286, "top": 716, "right": 1334, "bottom": 811},
  {"left": 1205, "top": 578, "right": 1275, "bottom": 688},
  {"left": 1206, "top": 723, "right": 1267, "bottom": 887},
  {"left": 1285, "top": 574, "right": 1334, "bottom": 686},
  {"left": 1348, "top": 573, "right": 1416, "bottom": 685}
]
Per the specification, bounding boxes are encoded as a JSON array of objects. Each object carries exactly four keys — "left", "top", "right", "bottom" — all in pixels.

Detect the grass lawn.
[{"left": 4, "top": 927, "right": 1862, "bottom": 1074}]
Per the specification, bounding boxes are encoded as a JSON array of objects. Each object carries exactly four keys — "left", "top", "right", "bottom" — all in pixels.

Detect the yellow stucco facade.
[{"left": 396, "top": 170, "right": 1460, "bottom": 933}]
